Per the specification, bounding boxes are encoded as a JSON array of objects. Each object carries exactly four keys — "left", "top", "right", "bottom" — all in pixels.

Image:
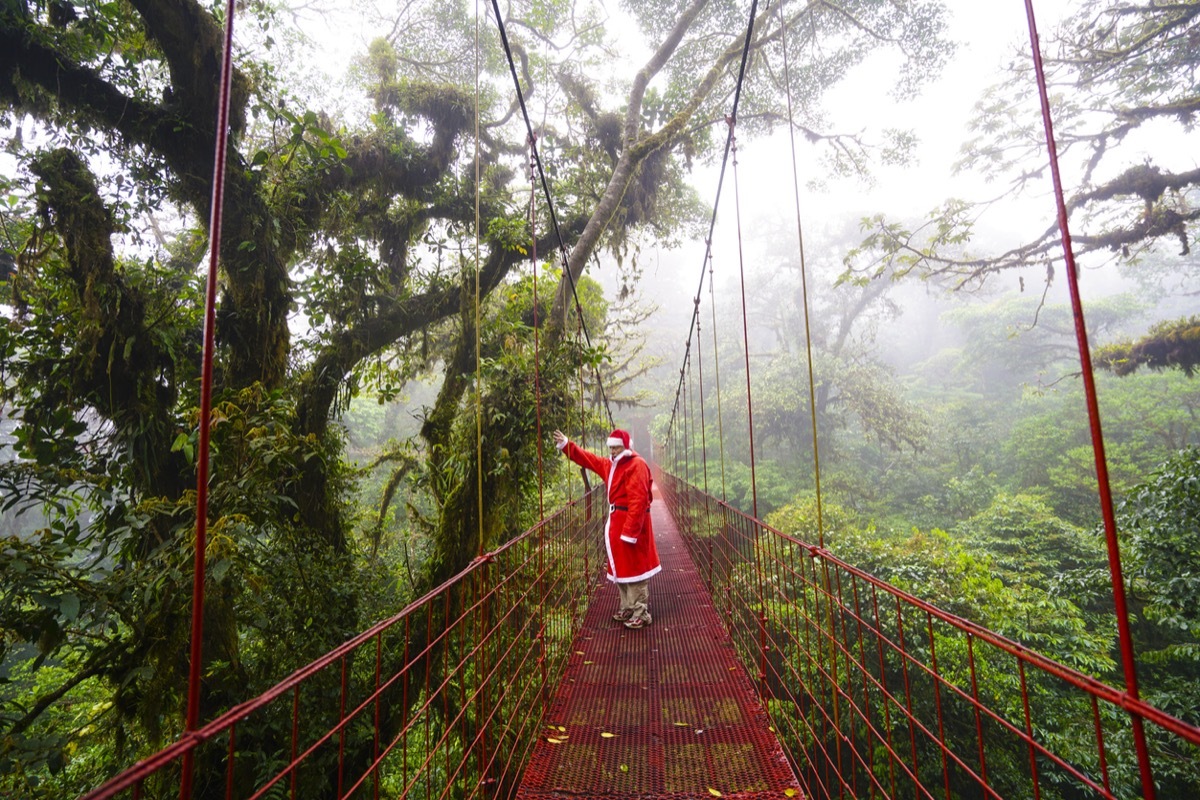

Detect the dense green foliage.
[
  {"left": 0, "top": 0, "right": 960, "bottom": 794},
  {"left": 1, "top": 0, "right": 1195, "bottom": 795}
]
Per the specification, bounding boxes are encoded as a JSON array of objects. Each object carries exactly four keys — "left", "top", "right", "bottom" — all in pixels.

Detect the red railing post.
[
  {"left": 967, "top": 634, "right": 989, "bottom": 791},
  {"left": 337, "top": 654, "right": 348, "bottom": 798},
  {"left": 374, "top": 630, "right": 384, "bottom": 800},
  {"left": 224, "top": 726, "right": 236, "bottom": 800},
  {"left": 1018, "top": 660, "right": 1042, "bottom": 800},
  {"left": 290, "top": 684, "right": 300, "bottom": 800},
  {"left": 926, "top": 613, "right": 950, "bottom": 800}
]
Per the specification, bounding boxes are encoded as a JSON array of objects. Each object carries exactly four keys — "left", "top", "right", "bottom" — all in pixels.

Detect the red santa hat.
[{"left": 606, "top": 429, "right": 631, "bottom": 450}]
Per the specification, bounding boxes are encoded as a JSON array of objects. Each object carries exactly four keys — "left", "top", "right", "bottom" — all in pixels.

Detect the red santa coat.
[{"left": 561, "top": 442, "right": 661, "bottom": 583}]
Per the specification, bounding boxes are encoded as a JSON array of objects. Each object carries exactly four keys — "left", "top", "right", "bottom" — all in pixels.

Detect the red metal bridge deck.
[{"left": 516, "top": 488, "right": 802, "bottom": 799}]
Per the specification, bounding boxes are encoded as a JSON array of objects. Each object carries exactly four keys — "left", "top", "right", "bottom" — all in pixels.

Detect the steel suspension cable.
[
  {"left": 775, "top": 0, "right": 825, "bottom": 547},
  {"left": 487, "top": 0, "right": 614, "bottom": 430},
  {"left": 694, "top": 309, "right": 710, "bottom": 495},
  {"left": 183, "top": 0, "right": 238, "bottom": 795},
  {"left": 728, "top": 122, "right": 773, "bottom": 689},
  {"left": 665, "top": 0, "right": 762, "bottom": 451},
  {"left": 729, "top": 127, "right": 760, "bottom": 520},
  {"left": 1022, "top": 2, "right": 1155, "bottom": 794},
  {"left": 529, "top": 138, "right": 545, "bottom": 520},
  {"left": 708, "top": 254, "right": 729, "bottom": 501},
  {"left": 474, "top": 0, "right": 485, "bottom": 557},
  {"left": 686, "top": 349, "right": 696, "bottom": 488},
  {"left": 686, "top": 357, "right": 696, "bottom": 489},
  {"left": 773, "top": 0, "right": 842, "bottom": 757}
]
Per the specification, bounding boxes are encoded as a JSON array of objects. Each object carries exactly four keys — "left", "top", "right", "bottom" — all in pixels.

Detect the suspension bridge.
[
  {"left": 81, "top": 465, "right": 1200, "bottom": 800},
  {"left": 73, "top": 0, "right": 1200, "bottom": 797}
]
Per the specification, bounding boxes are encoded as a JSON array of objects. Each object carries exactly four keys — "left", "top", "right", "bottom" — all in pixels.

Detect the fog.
[{"left": 585, "top": 1, "right": 1199, "bottom": 492}]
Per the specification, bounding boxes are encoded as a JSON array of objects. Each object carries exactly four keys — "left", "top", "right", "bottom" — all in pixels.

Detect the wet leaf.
[
  {"left": 619, "top": 764, "right": 629, "bottom": 773},
  {"left": 708, "top": 788, "right": 722, "bottom": 797},
  {"left": 546, "top": 737, "right": 563, "bottom": 745},
  {"left": 785, "top": 789, "right": 798, "bottom": 797},
  {"left": 600, "top": 731, "right": 616, "bottom": 738},
  {"left": 673, "top": 721, "right": 689, "bottom": 727}
]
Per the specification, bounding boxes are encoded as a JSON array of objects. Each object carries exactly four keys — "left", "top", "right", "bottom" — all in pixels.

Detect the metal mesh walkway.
[{"left": 516, "top": 487, "right": 802, "bottom": 799}]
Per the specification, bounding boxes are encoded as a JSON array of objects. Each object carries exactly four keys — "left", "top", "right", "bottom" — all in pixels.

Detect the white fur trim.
[
  {"left": 613, "top": 565, "right": 662, "bottom": 583},
  {"left": 606, "top": 436, "right": 625, "bottom": 447},
  {"left": 620, "top": 535, "right": 637, "bottom": 544},
  {"left": 602, "top": 512, "right": 615, "bottom": 578},
  {"left": 555, "top": 438, "right": 568, "bottom": 451}
]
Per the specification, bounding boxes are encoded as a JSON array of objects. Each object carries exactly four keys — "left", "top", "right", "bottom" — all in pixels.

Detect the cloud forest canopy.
[{"left": 843, "top": 0, "right": 1199, "bottom": 375}]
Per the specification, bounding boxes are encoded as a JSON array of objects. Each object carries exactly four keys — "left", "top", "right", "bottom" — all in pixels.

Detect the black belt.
[{"left": 609, "top": 504, "right": 649, "bottom": 513}]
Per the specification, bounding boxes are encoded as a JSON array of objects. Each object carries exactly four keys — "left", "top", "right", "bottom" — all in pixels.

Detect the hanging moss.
[{"left": 1094, "top": 316, "right": 1200, "bottom": 376}]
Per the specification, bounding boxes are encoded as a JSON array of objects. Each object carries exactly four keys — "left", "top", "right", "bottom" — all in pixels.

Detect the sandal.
[
  {"left": 623, "top": 616, "right": 650, "bottom": 630},
  {"left": 612, "top": 609, "right": 633, "bottom": 622}
]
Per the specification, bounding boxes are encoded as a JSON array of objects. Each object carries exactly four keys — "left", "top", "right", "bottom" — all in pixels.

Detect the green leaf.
[{"left": 59, "top": 593, "right": 80, "bottom": 621}]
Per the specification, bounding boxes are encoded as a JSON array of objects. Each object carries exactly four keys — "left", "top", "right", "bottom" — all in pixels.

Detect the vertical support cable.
[
  {"left": 473, "top": 0, "right": 484, "bottom": 560},
  {"left": 529, "top": 137, "right": 545, "bottom": 521},
  {"left": 183, "top": 0, "right": 237, "bottom": 796},
  {"left": 684, "top": 350, "right": 693, "bottom": 491},
  {"left": 664, "top": 0, "right": 759, "bottom": 481},
  {"left": 1022, "top": 3, "right": 1155, "bottom": 795},
  {"left": 728, "top": 123, "right": 769, "bottom": 687},
  {"left": 694, "top": 307, "right": 710, "bottom": 496},
  {"left": 729, "top": 127, "right": 760, "bottom": 520},
  {"left": 708, "top": 253, "right": 728, "bottom": 501},
  {"left": 775, "top": 0, "right": 825, "bottom": 546}
]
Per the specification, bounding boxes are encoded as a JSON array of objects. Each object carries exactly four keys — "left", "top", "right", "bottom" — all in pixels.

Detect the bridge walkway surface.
[{"left": 515, "top": 487, "right": 803, "bottom": 799}]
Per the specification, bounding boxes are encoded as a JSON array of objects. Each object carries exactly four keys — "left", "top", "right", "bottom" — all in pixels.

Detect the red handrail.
[
  {"left": 82, "top": 490, "right": 603, "bottom": 800},
  {"left": 658, "top": 469, "right": 1200, "bottom": 800}
]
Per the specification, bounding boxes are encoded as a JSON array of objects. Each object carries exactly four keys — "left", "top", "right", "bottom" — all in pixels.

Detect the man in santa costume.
[{"left": 553, "top": 428, "right": 661, "bottom": 629}]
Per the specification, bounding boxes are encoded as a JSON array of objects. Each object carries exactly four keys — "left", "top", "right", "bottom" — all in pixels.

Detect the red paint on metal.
[
  {"left": 77, "top": 474, "right": 1200, "bottom": 800},
  {"left": 182, "top": 0, "right": 239, "bottom": 795},
  {"left": 82, "top": 496, "right": 604, "bottom": 800},
  {"left": 1021, "top": 3, "right": 1156, "bottom": 795},
  {"left": 224, "top": 725, "right": 235, "bottom": 800},
  {"left": 337, "top": 655, "right": 347, "bottom": 797},
  {"left": 657, "top": 470, "right": 1200, "bottom": 800}
]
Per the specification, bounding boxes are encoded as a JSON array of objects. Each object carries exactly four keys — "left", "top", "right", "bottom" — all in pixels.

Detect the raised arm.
[{"left": 554, "top": 430, "right": 611, "bottom": 480}]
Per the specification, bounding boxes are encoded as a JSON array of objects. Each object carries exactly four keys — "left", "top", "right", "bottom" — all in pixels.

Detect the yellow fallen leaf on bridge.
[
  {"left": 557, "top": 726, "right": 566, "bottom": 732},
  {"left": 708, "top": 788, "right": 722, "bottom": 797},
  {"left": 600, "top": 731, "right": 616, "bottom": 738},
  {"left": 546, "top": 738, "right": 563, "bottom": 745},
  {"left": 673, "top": 721, "right": 689, "bottom": 727},
  {"left": 619, "top": 764, "right": 629, "bottom": 773},
  {"left": 784, "top": 789, "right": 798, "bottom": 797}
]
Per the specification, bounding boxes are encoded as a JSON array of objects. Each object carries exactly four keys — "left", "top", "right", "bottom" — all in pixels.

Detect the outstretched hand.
[{"left": 552, "top": 430, "right": 568, "bottom": 449}]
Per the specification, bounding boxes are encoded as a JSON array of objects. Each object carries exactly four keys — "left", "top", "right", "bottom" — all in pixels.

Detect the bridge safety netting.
[
  {"left": 657, "top": 470, "right": 1200, "bottom": 800},
  {"left": 83, "top": 491, "right": 604, "bottom": 800}
]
